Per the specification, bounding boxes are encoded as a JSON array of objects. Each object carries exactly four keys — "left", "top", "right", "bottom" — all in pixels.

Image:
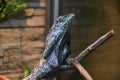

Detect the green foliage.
[
  {"left": 23, "top": 67, "right": 33, "bottom": 78},
  {"left": 0, "top": 0, "right": 27, "bottom": 19}
]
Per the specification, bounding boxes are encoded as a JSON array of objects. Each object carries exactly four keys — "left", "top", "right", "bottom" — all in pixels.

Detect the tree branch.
[
  {"left": 71, "top": 59, "right": 93, "bottom": 80},
  {"left": 70, "top": 29, "right": 114, "bottom": 80},
  {"left": 75, "top": 29, "right": 114, "bottom": 61}
]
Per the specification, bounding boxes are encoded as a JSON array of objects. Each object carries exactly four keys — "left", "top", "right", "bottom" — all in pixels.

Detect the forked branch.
[{"left": 70, "top": 30, "right": 114, "bottom": 80}]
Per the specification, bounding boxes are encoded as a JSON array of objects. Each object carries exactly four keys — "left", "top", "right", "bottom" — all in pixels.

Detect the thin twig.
[
  {"left": 70, "top": 29, "right": 114, "bottom": 80},
  {"left": 71, "top": 59, "right": 93, "bottom": 80},
  {"left": 75, "top": 29, "right": 114, "bottom": 61}
]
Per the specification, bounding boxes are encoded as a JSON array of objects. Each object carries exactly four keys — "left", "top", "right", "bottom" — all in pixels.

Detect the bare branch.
[
  {"left": 69, "top": 29, "right": 114, "bottom": 80},
  {"left": 75, "top": 29, "right": 114, "bottom": 61},
  {"left": 71, "top": 59, "right": 93, "bottom": 80}
]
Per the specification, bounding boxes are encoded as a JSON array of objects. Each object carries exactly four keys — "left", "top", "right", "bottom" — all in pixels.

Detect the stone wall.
[{"left": 0, "top": 0, "right": 46, "bottom": 79}]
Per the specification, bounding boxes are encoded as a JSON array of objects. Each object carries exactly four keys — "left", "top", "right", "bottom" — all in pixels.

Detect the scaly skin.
[{"left": 23, "top": 13, "right": 75, "bottom": 80}]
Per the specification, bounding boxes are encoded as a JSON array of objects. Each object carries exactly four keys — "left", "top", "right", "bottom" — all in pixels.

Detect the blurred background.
[
  {"left": 0, "top": 0, "right": 120, "bottom": 80},
  {"left": 59, "top": 0, "right": 120, "bottom": 80}
]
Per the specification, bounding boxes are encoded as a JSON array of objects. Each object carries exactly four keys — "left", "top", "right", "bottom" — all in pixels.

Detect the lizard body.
[{"left": 23, "top": 13, "right": 75, "bottom": 80}]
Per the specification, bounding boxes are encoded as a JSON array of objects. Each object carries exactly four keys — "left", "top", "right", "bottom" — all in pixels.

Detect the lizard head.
[
  {"left": 53, "top": 13, "right": 75, "bottom": 32},
  {"left": 46, "top": 13, "right": 75, "bottom": 45}
]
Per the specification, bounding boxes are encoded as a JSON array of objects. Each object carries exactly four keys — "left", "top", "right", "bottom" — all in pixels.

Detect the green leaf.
[
  {"left": 23, "top": 68, "right": 33, "bottom": 78},
  {"left": 0, "top": 0, "right": 27, "bottom": 19}
]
